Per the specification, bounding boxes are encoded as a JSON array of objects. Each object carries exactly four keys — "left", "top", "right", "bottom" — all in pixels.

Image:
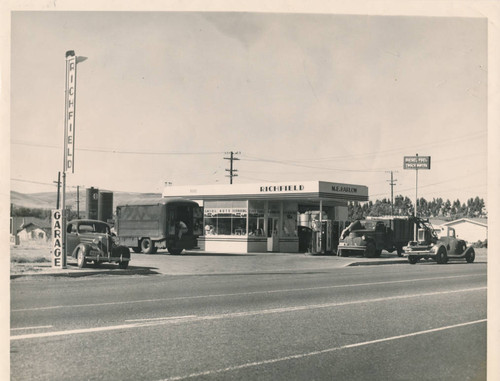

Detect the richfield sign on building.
[{"left": 163, "top": 180, "right": 368, "bottom": 254}]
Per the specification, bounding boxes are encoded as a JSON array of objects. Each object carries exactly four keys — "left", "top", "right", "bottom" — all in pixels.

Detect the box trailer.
[{"left": 116, "top": 198, "right": 203, "bottom": 255}]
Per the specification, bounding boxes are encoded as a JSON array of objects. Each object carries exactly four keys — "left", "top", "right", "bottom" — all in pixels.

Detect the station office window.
[
  {"left": 203, "top": 200, "right": 248, "bottom": 236},
  {"left": 248, "top": 201, "right": 265, "bottom": 236}
]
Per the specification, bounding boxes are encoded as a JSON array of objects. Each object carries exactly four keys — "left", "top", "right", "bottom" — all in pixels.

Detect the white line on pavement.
[
  {"left": 11, "top": 273, "right": 484, "bottom": 312},
  {"left": 160, "top": 319, "right": 487, "bottom": 381},
  {"left": 10, "top": 286, "right": 486, "bottom": 341},
  {"left": 125, "top": 315, "right": 197, "bottom": 322},
  {"left": 10, "top": 325, "right": 53, "bottom": 331}
]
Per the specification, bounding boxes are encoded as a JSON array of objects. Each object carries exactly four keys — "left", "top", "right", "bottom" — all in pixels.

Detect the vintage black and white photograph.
[{"left": 3, "top": 2, "right": 499, "bottom": 380}]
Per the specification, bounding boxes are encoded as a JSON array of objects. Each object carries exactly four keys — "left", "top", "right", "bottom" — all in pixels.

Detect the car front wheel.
[
  {"left": 408, "top": 255, "right": 419, "bottom": 264},
  {"left": 436, "top": 247, "right": 448, "bottom": 264},
  {"left": 77, "top": 249, "right": 86, "bottom": 269}
]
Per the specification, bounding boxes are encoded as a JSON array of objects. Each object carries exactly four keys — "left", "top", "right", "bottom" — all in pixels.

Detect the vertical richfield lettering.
[
  {"left": 65, "top": 53, "right": 77, "bottom": 173},
  {"left": 52, "top": 209, "right": 63, "bottom": 268}
]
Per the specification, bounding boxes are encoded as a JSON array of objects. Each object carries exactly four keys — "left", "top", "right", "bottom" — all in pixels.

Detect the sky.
[{"left": 9, "top": 9, "right": 489, "bottom": 207}]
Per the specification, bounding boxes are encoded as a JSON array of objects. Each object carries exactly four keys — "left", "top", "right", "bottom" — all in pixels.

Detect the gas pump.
[
  {"left": 310, "top": 219, "right": 332, "bottom": 254},
  {"left": 322, "top": 220, "right": 333, "bottom": 253}
]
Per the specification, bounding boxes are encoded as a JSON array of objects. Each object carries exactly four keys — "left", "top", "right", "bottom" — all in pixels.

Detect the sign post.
[
  {"left": 61, "top": 50, "right": 87, "bottom": 268},
  {"left": 404, "top": 154, "right": 431, "bottom": 239}
]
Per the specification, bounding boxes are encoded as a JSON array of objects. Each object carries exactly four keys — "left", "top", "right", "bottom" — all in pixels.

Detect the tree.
[{"left": 442, "top": 200, "right": 451, "bottom": 217}]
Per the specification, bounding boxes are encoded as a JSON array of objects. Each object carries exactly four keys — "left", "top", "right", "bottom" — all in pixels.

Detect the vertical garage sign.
[
  {"left": 52, "top": 209, "right": 64, "bottom": 268},
  {"left": 65, "top": 51, "right": 77, "bottom": 173}
]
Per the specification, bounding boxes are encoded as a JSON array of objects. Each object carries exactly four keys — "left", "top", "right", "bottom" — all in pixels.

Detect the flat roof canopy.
[{"left": 163, "top": 181, "right": 368, "bottom": 203}]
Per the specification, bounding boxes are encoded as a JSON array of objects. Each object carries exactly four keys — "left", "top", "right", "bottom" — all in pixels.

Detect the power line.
[
  {"left": 11, "top": 141, "right": 224, "bottom": 156},
  {"left": 11, "top": 178, "right": 80, "bottom": 189},
  {"left": 240, "top": 131, "right": 485, "bottom": 165},
  {"left": 241, "top": 155, "right": 387, "bottom": 173}
]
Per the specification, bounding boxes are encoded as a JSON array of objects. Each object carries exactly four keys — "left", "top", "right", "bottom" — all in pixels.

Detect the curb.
[
  {"left": 10, "top": 267, "right": 159, "bottom": 279},
  {"left": 347, "top": 260, "right": 408, "bottom": 267}
]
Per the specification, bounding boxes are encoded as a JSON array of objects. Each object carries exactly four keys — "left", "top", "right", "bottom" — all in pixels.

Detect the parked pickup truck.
[
  {"left": 66, "top": 219, "right": 131, "bottom": 269},
  {"left": 337, "top": 217, "right": 414, "bottom": 258}
]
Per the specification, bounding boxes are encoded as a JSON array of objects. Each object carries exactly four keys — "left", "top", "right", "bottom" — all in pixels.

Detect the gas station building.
[{"left": 162, "top": 180, "right": 369, "bottom": 254}]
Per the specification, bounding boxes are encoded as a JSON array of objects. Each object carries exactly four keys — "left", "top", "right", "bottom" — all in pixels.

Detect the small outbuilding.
[{"left": 11, "top": 217, "right": 51, "bottom": 243}]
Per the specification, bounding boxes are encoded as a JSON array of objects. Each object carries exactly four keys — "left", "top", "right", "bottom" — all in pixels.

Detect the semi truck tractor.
[{"left": 115, "top": 198, "right": 203, "bottom": 255}]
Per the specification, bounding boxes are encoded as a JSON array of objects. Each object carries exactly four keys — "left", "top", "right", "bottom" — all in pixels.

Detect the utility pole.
[
  {"left": 224, "top": 151, "right": 240, "bottom": 184},
  {"left": 54, "top": 172, "right": 61, "bottom": 209},
  {"left": 386, "top": 171, "right": 397, "bottom": 216},
  {"left": 76, "top": 185, "right": 80, "bottom": 219}
]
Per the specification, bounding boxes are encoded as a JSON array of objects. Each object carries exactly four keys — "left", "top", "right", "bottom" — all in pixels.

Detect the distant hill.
[{"left": 10, "top": 190, "right": 163, "bottom": 211}]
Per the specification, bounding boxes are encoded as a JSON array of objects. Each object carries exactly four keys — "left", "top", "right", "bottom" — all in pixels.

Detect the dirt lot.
[{"left": 10, "top": 242, "right": 52, "bottom": 274}]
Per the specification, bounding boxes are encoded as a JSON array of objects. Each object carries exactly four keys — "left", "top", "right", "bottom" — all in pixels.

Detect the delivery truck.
[{"left": 115, "top": 198, "right": 203, "bottom": 255}]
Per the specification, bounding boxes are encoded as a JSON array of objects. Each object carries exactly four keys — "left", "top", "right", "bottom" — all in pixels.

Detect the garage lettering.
[{"left": 52, "top": 209, "right": 63, "bottom": 269}]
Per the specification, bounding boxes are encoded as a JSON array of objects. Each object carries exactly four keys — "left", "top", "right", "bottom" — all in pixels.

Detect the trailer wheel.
[
  {"left": 465, "top": 248, "right": 475, "bottom": 263},
  {"left": 168, "top": 248, "right": 183, "bottom": 255},
  {"left": 436, "top": 247, "right": 448, "bottom": 264},
  {"left": 408, "top": 255, "right": 419, "bottom": 264},
  {"left": 140, "top": 238, "right": 155, "bottom": 254}
]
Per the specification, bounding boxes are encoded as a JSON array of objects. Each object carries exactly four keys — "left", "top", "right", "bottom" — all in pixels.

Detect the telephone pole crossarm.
[{"left": 224, "top": 151, "right": 240, "bottom": 184}]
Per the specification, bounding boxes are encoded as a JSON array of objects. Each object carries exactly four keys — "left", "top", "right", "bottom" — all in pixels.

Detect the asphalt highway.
[{"left": 11, "top": 262, "right": 487, "bottom": 381}]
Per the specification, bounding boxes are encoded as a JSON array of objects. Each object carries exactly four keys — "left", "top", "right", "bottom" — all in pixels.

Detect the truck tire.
[
  {"left": 436, "top": 247, "right": 448, "bottom": 264},
  {"left": 132, "top": 247, "right": 141, "bottom": 253},
  {"left": 140, "top": 238, "right": 155, "bottom": 254},
  {"left": 364, "top": 242, "right": 376, "bottom": 258},
  {"left": 168, "top": 247, "right": 183, "bottom": 255},
  {"left": 465, "top": 248, "right": 475, "bottom": 263}
]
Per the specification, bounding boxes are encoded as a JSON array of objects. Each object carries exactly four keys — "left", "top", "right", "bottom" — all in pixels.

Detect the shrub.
[{"left": 472, "top": 239, "right": 487, "bottom": 248}]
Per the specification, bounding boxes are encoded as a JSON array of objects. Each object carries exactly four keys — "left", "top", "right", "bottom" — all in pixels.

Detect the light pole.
[{"left": 61, "top": 50, "right": 87, "bottom": 269}]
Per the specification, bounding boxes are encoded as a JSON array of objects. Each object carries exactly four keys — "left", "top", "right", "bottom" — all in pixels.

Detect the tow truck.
[{"left": 404, "top": 219, "right": 475, "bottom": 264}]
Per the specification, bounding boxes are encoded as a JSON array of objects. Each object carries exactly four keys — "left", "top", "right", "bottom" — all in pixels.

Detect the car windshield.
[{"left": 78, "top": 222, "right": 110, "bottom": 234}]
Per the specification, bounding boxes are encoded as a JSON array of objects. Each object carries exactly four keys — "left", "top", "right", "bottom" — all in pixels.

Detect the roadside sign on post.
[
  {"left": 404, "top": 154, "right": 431, "bottom": 239},
  {"left": 52, "top": 209, "right": 63, "bottom": 268},
  {"left": 404, "top": 156, "right": 431, "bottom": 170}
]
